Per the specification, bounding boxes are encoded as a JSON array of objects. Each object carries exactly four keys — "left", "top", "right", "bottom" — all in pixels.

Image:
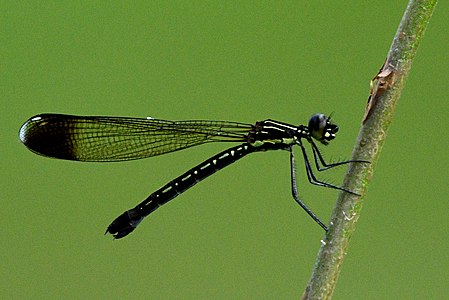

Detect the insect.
[{"left": 19, "top": 113, "right": 367, "bottom": 238}]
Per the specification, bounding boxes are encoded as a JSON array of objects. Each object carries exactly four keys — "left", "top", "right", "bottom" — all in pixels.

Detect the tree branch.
[{"left": 301, "top": 1, "right": 438, "bottom": 299}]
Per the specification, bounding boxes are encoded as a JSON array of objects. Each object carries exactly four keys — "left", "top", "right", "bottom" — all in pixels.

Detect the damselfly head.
[{"left": 308, "top": 113, "right": 339, "bottom": 145}]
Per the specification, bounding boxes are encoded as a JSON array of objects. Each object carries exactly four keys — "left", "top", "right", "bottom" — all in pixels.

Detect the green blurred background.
[{"left": 2, "top": 1, "right": 447, "bottom": 299}]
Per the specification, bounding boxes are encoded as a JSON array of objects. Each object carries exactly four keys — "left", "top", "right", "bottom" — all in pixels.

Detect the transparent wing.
[{"left": 19, "top": 114, "right": 252, "bottom": 161}]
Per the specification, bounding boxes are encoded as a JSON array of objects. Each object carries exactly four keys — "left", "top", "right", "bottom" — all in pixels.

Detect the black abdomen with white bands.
[{"left": 106, "top": 143, "right": 255, "bottom": 238}]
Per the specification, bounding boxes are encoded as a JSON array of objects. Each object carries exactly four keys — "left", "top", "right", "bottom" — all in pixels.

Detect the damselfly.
[{"left": 19, "top": 113, "right": 367, "bottom": 239}]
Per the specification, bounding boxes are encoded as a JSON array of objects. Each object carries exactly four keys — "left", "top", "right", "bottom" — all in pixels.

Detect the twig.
[{"left": 301, "top": 1, "right": 438, "bottom": 299}]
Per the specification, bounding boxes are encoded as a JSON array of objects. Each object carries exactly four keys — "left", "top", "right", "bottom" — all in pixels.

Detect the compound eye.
[
  {"left": 308, "top": 113, "right": 327, "bottom": 140},
  {"left": 308, "top": 113, "right": 338, "bottom": 145}
]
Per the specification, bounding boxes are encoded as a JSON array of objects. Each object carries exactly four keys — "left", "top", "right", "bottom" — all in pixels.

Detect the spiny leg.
[
  {"left": 297, "top": 141, "right": 359, "bottom": 195},
  {"left": 289, "top": 146, "right": 328, "bottom": 231},
  {"left": 309, "top": 139, "right": 370, "bottom": 171}
]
